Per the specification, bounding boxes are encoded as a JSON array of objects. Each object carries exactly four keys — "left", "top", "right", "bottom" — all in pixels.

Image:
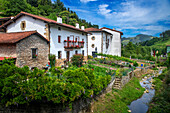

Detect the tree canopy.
[{"left": 0, "top": 0, "right": 99, "bottom": 28}]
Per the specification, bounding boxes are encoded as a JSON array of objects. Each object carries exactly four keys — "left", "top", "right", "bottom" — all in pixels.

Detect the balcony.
[{"left": 64, "top": 40, "right": 84, "bottom": 51}]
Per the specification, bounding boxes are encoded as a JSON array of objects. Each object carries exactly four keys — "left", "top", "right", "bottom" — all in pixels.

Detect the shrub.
[
  {"left": 88, "top": 55, "right": 93, "bottom": 59},
  {"left": 48, "top": 54, "right": 56, "bottom": 67},
  {"left": 133, "top": 61, "right": 138, "bottom": 67},
  {"left": 0, "top": 57, "right": 15, "bottom": 65},
  {"left": 138, "top": 54, "right": 143, "bottom": 59},
  {"left": 71, "top": 54, "right": 84, "bottom": 67}
]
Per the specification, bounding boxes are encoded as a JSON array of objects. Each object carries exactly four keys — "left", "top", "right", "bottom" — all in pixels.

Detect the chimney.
[
  {"left": 57, "top": 17, "right": 62, "bottom": 23},
  {"left": 11, "top": 16, "right": 14, "bottom": 19},
  {"left": 76, "top": 23, "right": 79, "bottom": 29},
  {"left": 81, "top": 26, "right": 85, "bottom": 30}
]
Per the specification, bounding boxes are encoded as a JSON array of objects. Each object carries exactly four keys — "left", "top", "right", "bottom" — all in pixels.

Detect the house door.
[
  {"left": 66, "top": 51, "right": 70, "bottom": 61},
  {"left": 92, "top": 51, "right": 97, "bottom": 58}
]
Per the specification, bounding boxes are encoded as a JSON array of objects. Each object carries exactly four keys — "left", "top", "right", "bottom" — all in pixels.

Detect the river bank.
[
  {"left": 148, "top": 68, "right": 170, "bottom": 113},
  {"left": 93, "top": 76, "right": 145, "bottom": 113}
]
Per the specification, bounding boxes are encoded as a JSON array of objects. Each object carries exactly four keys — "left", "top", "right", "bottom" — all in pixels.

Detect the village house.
[
  {"left": 85, "top": 27, "right": 123, "bottom": 57},
  {"left": 85, "top": 28, "right": 113, "bottom": 58},
  {"left": 100, "top": 27, "right": 123, "bottom": 57},
  {"left": 0, "top": 11, "right": 89, "bottom": 67},
  {"left": 0, "top": 31, "right": 49, "bottom": 68}
]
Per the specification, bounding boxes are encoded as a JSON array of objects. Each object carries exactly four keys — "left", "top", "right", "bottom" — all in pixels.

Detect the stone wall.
[
  {"left": 55, "top": 58, "right": 66, "bottom": 67},
  {"left": 0, "top": 97, "right": 93, "bottom": 113},
  {"left": 0, "top": 44, "right": 16, "bottom": 57},
  {"left": 16, "top": 35, "right": 49, "bottom": 69}
]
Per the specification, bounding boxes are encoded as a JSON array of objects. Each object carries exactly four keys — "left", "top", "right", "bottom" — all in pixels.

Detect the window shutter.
[{"left": 58, "top": 36, "right": 61, "bottom": 43}]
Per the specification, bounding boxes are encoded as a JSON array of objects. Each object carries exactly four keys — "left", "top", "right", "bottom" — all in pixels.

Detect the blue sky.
[{"left": 59, "top": 0, "right": 170, "bottom": 37}]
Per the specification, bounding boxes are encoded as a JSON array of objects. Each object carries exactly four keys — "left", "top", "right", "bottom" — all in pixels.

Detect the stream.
[{"left": 128, "top": 69, "right": 162, "bottom": 113}]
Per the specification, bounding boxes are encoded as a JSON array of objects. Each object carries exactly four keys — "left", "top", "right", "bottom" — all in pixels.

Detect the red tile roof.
[
  {"left": 0, "top": 31, "right": 49, "bottom": 43},
  {"left": 100, "top": 27, "right": 123, "bottom": 35},
  {"left": 0, "top": 11, "right": 88, "bottom": 34},
  {"left": 85, "top": 28, "right": 103, "bottom": 32},
  {"left": 0, "top": 17, "right": 11, "bottom": 21}
]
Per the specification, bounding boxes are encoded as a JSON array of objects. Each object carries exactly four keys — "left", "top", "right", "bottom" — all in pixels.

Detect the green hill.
[
  {"left": 122, "top": 34, "right": 153, "bottom": 45},
  {"left": 0, "top": 0, "right": 98, "bottom": 29}
]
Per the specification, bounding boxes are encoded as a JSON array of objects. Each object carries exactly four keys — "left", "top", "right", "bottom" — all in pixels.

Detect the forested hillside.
[
  {"left": 122, "top": 34, "right": 153, "bottom": 45},
  {"left": 122, "top": 30, "right": 170, "bottom": 59},
  {"left": 0, "top": 0, "right": 99, "bottom": 28}
]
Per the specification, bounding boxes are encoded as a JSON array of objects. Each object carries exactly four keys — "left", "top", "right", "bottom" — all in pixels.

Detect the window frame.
[
  {"left": 58, "top": 51, "right": 62, "bottom": 59},
  {"left": 58, "top": 35, "right": 61, "bottom": 43},
  {"left": 31, "top": 48, "right": 38, "bottom": 59}
]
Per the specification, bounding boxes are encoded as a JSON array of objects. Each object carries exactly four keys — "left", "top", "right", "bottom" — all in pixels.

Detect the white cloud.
[
  {"left": 98, "top": 4, "right": 112, "bottom": 17},
  {"left": 97, "top": 0, "right": 170, "bottom": 36},
  {"left": 80, "top": 0, "right": 97, "bottom": 3}
]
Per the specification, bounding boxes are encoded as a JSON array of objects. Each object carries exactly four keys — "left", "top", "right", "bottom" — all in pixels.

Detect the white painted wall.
[
  {"left": 6, "top": 15, "right": 88, "bottom": 60},
  {"left": 88, "top": 31, "right": 113, "bottom": 58},
  {"left": 88, "top": 32, "right": 102, "bottom": 57},
  {"left": 7, "top": 16, "right": 46, "bottom": 37},
  {"left": 101, "top": 29, "right": 121, "bottom": 56},
  {"left": 50, "top": 25, "right": 87, "bottom": 60}
]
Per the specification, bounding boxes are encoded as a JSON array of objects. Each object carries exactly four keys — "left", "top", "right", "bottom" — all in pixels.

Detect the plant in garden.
[
  {"left": 71, "top": 54, "right": 84, "bottom": 67},
  {"left": 48, "top": 54, "right": 56, "bottom": 67}
]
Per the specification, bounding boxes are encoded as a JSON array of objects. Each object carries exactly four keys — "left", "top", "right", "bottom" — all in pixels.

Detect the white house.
[
  {"left": 85, "top": 27, "right": 123, "bottom": 57},
  {"left": 85, "top": 28, "right": 112, "bottom": 58},
  {"left": 0, "top": 11, "right": 89, "bottom": 66}
]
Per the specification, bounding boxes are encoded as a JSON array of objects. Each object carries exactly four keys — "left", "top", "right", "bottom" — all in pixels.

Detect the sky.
[{"left": 59, "top": 0, "right": 170, "bottom": 37}]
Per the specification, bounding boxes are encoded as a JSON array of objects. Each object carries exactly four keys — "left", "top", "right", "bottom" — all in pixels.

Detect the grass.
[
  {"left": 148, "top": 68, "right": 170, "bottom": 113},
  {"left": 93, "top": 77, "right": 145, "bottom": 113}
]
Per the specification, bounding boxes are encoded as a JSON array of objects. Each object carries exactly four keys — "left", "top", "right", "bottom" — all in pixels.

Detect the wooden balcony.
[{"left": 64, "top": 40, "right": 84, "bottom": 51}]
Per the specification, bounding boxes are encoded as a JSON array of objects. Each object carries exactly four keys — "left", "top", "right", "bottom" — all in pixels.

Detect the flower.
[
  {"left": 36, "top": 55, "right": 37, "bottom": 56},
  {"left": 26, "top": 97, "right": 28, "bottom": 100},
  {"left": 92, "top": 68, "right": 94, "bottom": 71},
  {"left": 91, "top": 95, "right": 93, "bottom": 98},
  {"left": 64, "top": 40, "right": 67, "bottom": 42}
]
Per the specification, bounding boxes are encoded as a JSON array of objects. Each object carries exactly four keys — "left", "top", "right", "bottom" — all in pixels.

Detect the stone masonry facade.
[
  {"left": 16, "top": 35, "right": 49, "bottom": 69},
  {"left": 0, "top": 44, "right": 17, "bottom": 57}
]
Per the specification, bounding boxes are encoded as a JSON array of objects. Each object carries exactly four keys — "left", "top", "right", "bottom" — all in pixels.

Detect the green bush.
[
  {"left": 0, "top": 57, "right": 15, "bottom": 65},
  {"left": 0, "top": 63, "right": 111, "bottom": 107},
  {"left": 71, "top": 54, "right": 84, "bottom": 67},
  {"left": 49, "top": 54, "right": 56, "bottom": 67},
  {"left": 133, "top": 61, "right": 139, "bottom": 67},
  {"left": 88, "top": 55, "right": 93, "bottom": 59}
]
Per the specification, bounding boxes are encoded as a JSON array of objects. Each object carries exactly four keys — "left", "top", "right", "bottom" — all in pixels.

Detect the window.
[
  {"left": 82, "top": 50, "right": 84, "bottom": 56},
  {"left": 58, "top": 36, "right": 61, "bottom": 43},
  {"left": 58, "top": 27, "right": 61, "bottom": 30},
  {"left": 58, "top": 51, "right": 62, "bottom": 59},
  {"left": 91, "top": 44, "right": 95, "bottom": 48},
  {"left": 82, "top": 33, "right": 84, "bottom": 35},
  {"left": 91, "top": 36, "right": 95, "bottom": 40},
  {"left": 82, "top": 39, "right": 84, "bottom": 42},
  {"left": 75, "top": 38, "right": 77, "bottom": 42},
  {"left": 75, "top": 50, "right": 78, "bottom": 54},
  {"left": 32, "top": 48, "right": 37, "bottom": 59},
  {"left": 21, "top": 21, "right": 26, "bottom": 30}
]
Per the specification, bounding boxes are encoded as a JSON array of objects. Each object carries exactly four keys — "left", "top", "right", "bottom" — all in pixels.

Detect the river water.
[{"left": 128, "top": 70, "right": 162, "bottom": 113}]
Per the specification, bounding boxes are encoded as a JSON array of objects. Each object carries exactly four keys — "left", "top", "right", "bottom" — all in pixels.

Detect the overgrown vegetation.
[
  {"left": 96, "top": 53, "right": 139, "bottom": 66},
  {"left": 0, "top": 0, "right": 98, "bottom": 28},
  {"left": 148, "top": 68, "right": 170, "bottom": 113},
  {"left": 93, "top": 77, "right": 145, "bottom": 113},
  {"left": 71, "top": 54, "right": 84, "bottom": 67},
  {"left": 0, "top": 59, "right": 111, "bottom": 108}
]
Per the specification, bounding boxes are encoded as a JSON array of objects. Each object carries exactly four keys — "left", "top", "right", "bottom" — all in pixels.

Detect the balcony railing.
[{"left": 64, "top": 40, "right": 84, "bottom": 49}]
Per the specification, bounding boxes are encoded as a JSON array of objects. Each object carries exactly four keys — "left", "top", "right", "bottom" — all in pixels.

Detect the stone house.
[
  {"left": 0, "top": 31, "right": 49, "bottom": 69},
  {"left": 0, "top": 11, "right": 89, "bottom": 67},
  {"left": 85, "top": 27, "right": 123, "bottom": 57}
]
